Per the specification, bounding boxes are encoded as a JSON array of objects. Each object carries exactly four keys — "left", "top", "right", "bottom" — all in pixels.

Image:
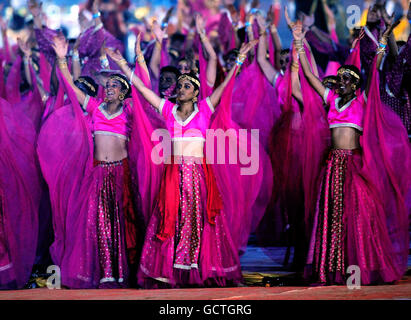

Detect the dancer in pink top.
[
  {"left": 106, "top": 40, "right": 257, "bottom": 288},
  {"left": 293, "top": 17, "right": 410, "bottom": 285}
]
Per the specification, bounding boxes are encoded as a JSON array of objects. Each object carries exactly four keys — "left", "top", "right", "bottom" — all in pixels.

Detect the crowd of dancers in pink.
[{"left": 0, "top": 0, "right": 410, "bottom": 290}]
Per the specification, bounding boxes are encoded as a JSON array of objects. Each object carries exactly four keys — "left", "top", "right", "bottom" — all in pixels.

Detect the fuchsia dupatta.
[
  {"left": 205, "top": 65, "right": 272, "bottom": 253},
  {"left": 37, "top": 70, "right": 96, "bottom": 287},
  {"left": 128, "top": 64, "right": 165, "bottom": 224},
  {"left": 5, "top": 55, "right": 22, "bottom": 104},
  {"left": 0, "top": 97, "right": 41, "bottom": 289},
  {"left": 355, "top": 57, "right": 410, "bottom": 281},
  {"left": 298, "top": 44, "right": 331, "bottom": 234}
]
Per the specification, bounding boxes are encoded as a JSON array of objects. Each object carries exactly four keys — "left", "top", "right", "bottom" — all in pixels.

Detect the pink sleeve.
[
  {"left": 199, "top": 97, "right": 214, "bottom": 119},
  {"left": 83, "top": 95, "right": 100, "bottom": 114},
  {"left": 324, "top": 88, "right": 338, "bottom": 106},
  {"left": 159, "top": 99, "right": 175, "bottom": 120}
]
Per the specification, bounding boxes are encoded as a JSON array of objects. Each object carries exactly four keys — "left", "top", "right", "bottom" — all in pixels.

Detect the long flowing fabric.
[
  {"left": 206, "top": 65, "right": 272, "bottom": 253},
  {"left": 128, "top": 64, "right": 165, "bottom": 224},
  {"left": 303, "top": 55, "right": 410, "bottom": 284},
  {"left": 299, "top": 47, "right": 331, "bottom": 234},
  {"left": 0, "top": 97, "right": 41, "bottom": 289},
  {"left": 5, "top": 55, "right": 22, "bottom": 104},
  {"left": 37, "top": 71, "right": 96, "bottom": 287},
  {"left": 357, "top": 57, "right": 410, "bottom": 282}
]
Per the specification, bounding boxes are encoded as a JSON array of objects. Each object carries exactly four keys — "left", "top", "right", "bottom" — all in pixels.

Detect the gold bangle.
[
  {"left": 137, "top": 54, "right": 145, "bottom": 64},
  {"left": 200, "top": 33, "right": 208, "bottom": 42},
  {"left": 155, "top": 41, "right": 162, "bottom": 49},
  {"left": 118, "top": 59, "right": 128, "bottom": 66},
  {"left": 379, "top": 36, "right": 388, "bottom": 45},
  {"left": 376, "top": 47, "right": 386, "bottom": 55},
  {"left": 238, "top": 53, "right": 247, "bottom": 60},
  {"left": 259, "top": 30, "right": 267, "bottom": 37},
  {"left": 57, "top": 58, "right": 67, "bottom": 68}
]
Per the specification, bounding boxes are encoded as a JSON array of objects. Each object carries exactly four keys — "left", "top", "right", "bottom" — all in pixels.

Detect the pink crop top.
[
  {"left": 83, "top": 95, "right": 130, "bottom": 140},
  {"left": 159, "top": 97, "right": 214, "bottom": 141},
  {"left": 323, "top": 88, "right": 366, "bottom": 132}
]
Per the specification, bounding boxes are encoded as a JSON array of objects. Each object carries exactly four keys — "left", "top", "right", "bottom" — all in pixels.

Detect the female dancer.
[
  {"left": 106, "top": 40, "right": 257, "bottom": 288},
  {"left": 40, "top": 35, "right": 142, "bottom": 288},
  {"left": 293, "top": 18, "right": 410, "bottom": 285}
]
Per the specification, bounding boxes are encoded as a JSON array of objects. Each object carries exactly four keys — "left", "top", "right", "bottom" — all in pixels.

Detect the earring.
[
  {"left": 119, "top": 93, "right": 125, "bottom": 101},
  {"left": 192, "top": 96, "right": 198, "bottom": 103},
  {"left": 351, "top": 84, "right": 356, "bottom": 90},
  {"left": 104, "top": 97, "right": 109, "bottom": 103}
]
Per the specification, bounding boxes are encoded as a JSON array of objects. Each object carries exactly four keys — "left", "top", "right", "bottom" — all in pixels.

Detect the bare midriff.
[
  {"left": 331, "top": 127, "right": 361, "bottom": 150},
  {"left": 94, "top": 134, "right": 128, "bottom": 161},
  {"left": 172, "top": 140, "right": 204, "bottom": 158}
]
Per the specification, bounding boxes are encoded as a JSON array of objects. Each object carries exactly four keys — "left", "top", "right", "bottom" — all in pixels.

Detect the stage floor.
[{"left": 1, "top": 245, "right": 410, "bottom": 300}]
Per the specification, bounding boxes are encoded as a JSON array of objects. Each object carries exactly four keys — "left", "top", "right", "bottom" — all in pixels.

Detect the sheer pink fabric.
[{"left": 0, "top": 97, "right": 41, "bottom": 289}]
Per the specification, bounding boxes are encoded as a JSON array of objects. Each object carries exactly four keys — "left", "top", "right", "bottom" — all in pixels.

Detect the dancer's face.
[
  {"left": 336, "top": 72, "right": 357, "bottom": 96},
  {"left": 105, "top": 78, "right": 123, "bottom": 102},
  {"left": 178, "top": 60, "right": 191, "bottom": 74},
  {"left": 159, "top": 71, "right": 177, "bottom": 98},
  {"left": 224, "top": 53, "right": 237, "bottom": 72},
  {"left": 280, "top": 52, "right": 290, "bottom": 73},
  {"left": 176, "top": 79, "right": 198, "bottom": 103},
  {"left": 367, "top": 5, "right": 381, "bottom": 24}
]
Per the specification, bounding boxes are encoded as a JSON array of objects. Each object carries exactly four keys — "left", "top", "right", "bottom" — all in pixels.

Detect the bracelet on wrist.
[
  {"left": 100, "top": 58, "right": 109, "bottom": 68},
  {"left": 92, "top": 12, "right": 101, "bottom": 19},
  {"left": 136, "top": 54, "right": 145, "bottom": 64},
  {"left": 235, "top": 59, "right": 243, "bottom": 66},
  {"left": 118, "top": 59, "right": 128, "bottom": 66},
  {"left": 130, "top": 68, "right": 135, "bottom": 83}
]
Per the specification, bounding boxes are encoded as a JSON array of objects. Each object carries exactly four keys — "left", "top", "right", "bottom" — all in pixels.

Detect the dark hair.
[
  {"left": 108, "top": 73, "right": 131, "bottom": 98},
  {"left": 223, "top": 48, "right": 239, "bottom": 61},
  {"left": 160, "top": 66, "right": 181, "bottom": 79},
  {"left": 280, "top": 48, "right": 290, "bottom": 55},
  {"left": 74, "top": 76, "right": 98, "bottom": 97},
  {"left": 170, "top": 32, "right": 186, "bottom": 45},
  {"left": 396, "top": 41, "right": 406, "bottom": 48},
  {"left": 178, "top": 71, "right": 200, "bottom": 91},
  {"left": 338, "top": 64, "right": 362, "bottom": 86},
  {"left": 322, "top": 75, "right": 339, "bottom": 88},
  {"left": 323, "top": 75, "right": 338, "bottom": 82}
]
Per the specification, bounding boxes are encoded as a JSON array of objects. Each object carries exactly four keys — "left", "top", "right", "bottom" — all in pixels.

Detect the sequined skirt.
[
  {"left": 306, "top": 149, "right": 355, "bottom": 284},
  {"left": 138, "top": 156, "right": 242, "bottom": 288},
  {"left": 93, "top": 158, "right": 139, "bottom": 288},
  {"left": 305, "top": 148, "right": 406, "bottom": 285}
]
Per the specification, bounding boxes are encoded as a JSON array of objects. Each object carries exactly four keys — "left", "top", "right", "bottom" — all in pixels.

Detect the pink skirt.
[
  {"left": 138, "top": 156, "right": 243, "bottom": 288},
  {"left": 305, "top": 149, "right": 406, "bottom": 285}
]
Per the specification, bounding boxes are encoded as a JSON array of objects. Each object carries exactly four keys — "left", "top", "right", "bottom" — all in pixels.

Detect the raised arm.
[
  {"left": 52, "top": 35, "right": 86, "bottom": 105},
  {"left": 369, "top": 19, "right": 401, "bottom": 96},
  {"left": 149, "top": 20, "right": 166, "bottom": 80},
  {"left": 290, "top": 45, "right": 303, "bottom": 104},
  {"left": 196, "top": 15, "right": 217, "bottom": 87},
  {"left": 134, "top": 32, "right": 150, "bottom": 81},
  {"left": 105, "top": 47, "right": 162, "bottom": 110},
  {"left": 28, "top": 0, "right": 43, "bottom": 29},
  {"left": 72, "top": 36, "right": 81, "bottom": 81},
  {"left": 209, "top": 40, "right": 258, "bottom": 107},
  {"left": 293, "top": 23, "right": 326, "bottom": 99},
  {"left": 256, "top": 14, "right": 277, "bottom": 84},
  {"left": 380, "top": 6, "right": 398, "bottom": 58}
]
